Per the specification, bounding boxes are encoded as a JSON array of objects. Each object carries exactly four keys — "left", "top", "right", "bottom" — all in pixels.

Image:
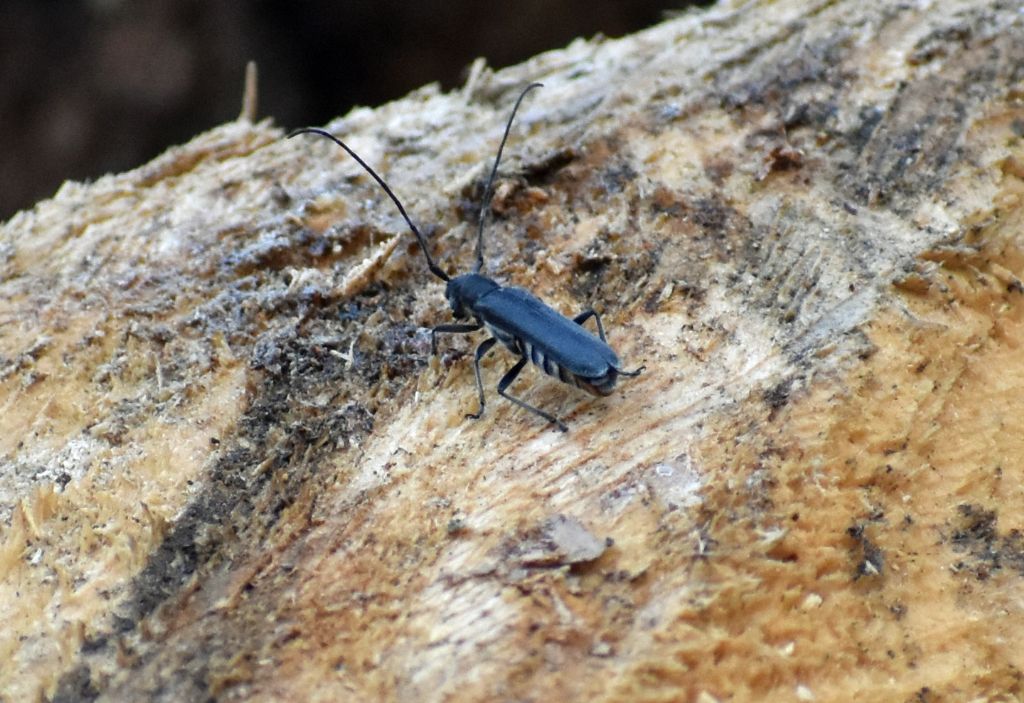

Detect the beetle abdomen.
[
  {"left": 573, "top": 367, "right": 619, "bottom": 396},
  {"left": 475, "top": 287, "right": 629, "bottom": 397},
  {"left": 514, "top": 334, "right": 619, "bottom": 397},
  {"left": 477, "top": 288, "right": 621, "bottom": 375}
]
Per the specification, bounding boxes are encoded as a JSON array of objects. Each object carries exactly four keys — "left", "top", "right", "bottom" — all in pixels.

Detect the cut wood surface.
[{"left": 2, "top": 1, "right": 1024, "bottom": 701}]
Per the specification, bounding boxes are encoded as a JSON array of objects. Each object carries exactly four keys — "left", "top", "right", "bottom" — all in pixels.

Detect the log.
[{"left": 3, "top": 0, "right": 1024, "bottom": 700}]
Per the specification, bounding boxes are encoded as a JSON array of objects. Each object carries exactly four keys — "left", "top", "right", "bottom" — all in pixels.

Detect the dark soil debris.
[
  {"left": 763, "top": 377, "right": 792, "bottom": 413},
  {"left": 848, "top": 523, "right": 885, "bottom": 579},
  {"left": 950, "top": 503, "right": 1024, "bottom": 580}
]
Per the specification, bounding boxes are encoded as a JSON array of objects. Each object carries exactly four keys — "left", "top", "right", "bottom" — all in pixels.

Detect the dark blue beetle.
[{"left": 290, "top": 84, "right": 643, "bottom": 431}]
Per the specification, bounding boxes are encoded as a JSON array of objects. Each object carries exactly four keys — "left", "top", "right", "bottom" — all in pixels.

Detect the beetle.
[{"left": 289, "top": 83, "right": 643, "bottom": 431}]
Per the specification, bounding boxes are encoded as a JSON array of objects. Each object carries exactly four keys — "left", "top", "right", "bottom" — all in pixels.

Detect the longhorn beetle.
[{"left": 289, "top": 83, "right": 643, "bottom": 431}]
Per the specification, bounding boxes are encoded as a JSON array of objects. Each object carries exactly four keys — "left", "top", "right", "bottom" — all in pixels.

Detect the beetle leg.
[
  {"left": 495, "top": 357, "right": 568, "bottom": 432},
  {"left": 431, "top": 322, "right": 482, "bottom": 355},
  {"left": 465, "top": 337, "right": 497, "bottom": 420},
  {"left": 572, "top": 309, "right": 606, "bottom": 342}
]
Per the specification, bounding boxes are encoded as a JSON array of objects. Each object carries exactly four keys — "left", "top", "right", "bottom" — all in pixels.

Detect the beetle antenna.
[
  {"left": 288, "top": 127, "right": 451, "bottom": 282},
  {"left": 474, "top": 82, "right": 543, "bottom": 274}
]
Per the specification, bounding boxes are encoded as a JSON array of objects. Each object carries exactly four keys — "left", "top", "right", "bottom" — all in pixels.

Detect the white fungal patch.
[{"left": 647, "top": 451, "right": 704, "bottom": 511}]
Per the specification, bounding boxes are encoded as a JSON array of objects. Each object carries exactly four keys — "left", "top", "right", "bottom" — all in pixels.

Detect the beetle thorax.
[{"left": 445, "top": 273, "right": 500, "bottom": 319}]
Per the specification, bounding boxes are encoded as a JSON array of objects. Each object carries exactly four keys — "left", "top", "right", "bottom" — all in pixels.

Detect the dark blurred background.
[{"left": 0, "top": 0, "right": 711, "bottom": 221}]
